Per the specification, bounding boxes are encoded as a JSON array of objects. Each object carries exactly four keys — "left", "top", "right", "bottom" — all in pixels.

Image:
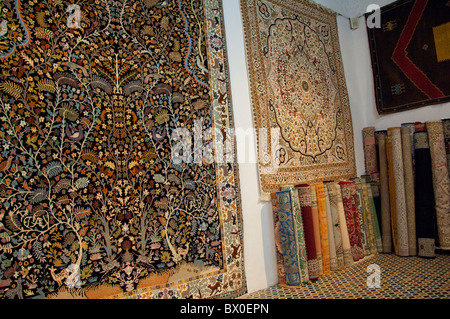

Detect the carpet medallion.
[{"left": 240, "top": 0, "right": 356, "bottom": 200}]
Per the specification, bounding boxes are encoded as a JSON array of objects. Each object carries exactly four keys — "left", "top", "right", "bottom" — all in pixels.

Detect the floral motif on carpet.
[
  {"left": 240, "top": 0, "right": 356, "bottom": 199},
  {"left": 0, "top": 0, "right": 245, "bottom": 299}
]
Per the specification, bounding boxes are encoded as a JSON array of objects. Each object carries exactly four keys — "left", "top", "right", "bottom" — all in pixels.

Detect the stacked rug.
[
  {"left": 363, "top": 121, "right": 450, "bottom": 259},
  {"left": 272, "top": 179, "right": 383, "bottom": 286}
]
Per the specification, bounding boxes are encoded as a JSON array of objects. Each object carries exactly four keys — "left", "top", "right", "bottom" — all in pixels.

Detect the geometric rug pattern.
[{"left": 241, "top": 253, "right": 449, "bottom": 299}]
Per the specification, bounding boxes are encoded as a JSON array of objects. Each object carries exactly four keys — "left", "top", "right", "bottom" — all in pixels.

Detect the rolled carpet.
[
  {"left": 281, "top": 186, "right": 309, "bottom": 283},
  {"left": 414, "top": 131, "right": 437, "bottom": 258},
  {"left": 401, "top": 123, "right": 417, "bottom": 256},
  {"left": 313, "top": 183, "right": 331, "bottom": 275},
  {"left": 426, "top": 120, "right": 450, "bottom": 250},
  {"left": 339, "top": 181, "right": 364, "bottom": 262}
]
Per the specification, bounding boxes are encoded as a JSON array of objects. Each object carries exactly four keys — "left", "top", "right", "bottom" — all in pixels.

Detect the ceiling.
[{"left": 313, "top": 0, "right": 397, "bottom": 18}]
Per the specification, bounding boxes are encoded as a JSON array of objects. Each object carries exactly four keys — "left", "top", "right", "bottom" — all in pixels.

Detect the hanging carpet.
[
  {"left": 0, "top": 0, "right": 246, "bottom": 299},
  {"left": 375, "top": 130, "right": 392, "bottom": 253},
  {"left": 240, "top": 0, "right": 356, "bottom": 200}
]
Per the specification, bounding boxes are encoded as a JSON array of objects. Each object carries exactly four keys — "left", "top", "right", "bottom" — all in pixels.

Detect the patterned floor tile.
[{"left": 240, "top": 253, "right": 450, "bottom": 299}]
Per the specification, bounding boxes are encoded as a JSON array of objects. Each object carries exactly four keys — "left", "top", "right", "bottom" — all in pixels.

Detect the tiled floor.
[{"left": 241, "top": 252, "right": 450, "bottom": 299}]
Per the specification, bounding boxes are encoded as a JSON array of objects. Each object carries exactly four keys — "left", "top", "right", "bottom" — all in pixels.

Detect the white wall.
[
  {"left": 223, "top": 0, "right": 278, "bottom": 294},
  {"left": 223, "top": 0, "right": 450, "bottom": 294}
]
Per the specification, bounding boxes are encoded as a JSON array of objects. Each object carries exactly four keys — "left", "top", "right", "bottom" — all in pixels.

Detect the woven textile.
[
  {"left": 375, "top": 130, "right": 392, "bottom": 253},
  {"left": 366, "top": 0, "right": 450, "bottom": 114},
  {"left": 297, "top": 184, "right": 320, "bottom": 281},
  {"left": 310, "top": 186, "right": 323, "bottom": 276},
  {"left": 358, "top": 179, "right": 379, "bottom": 255},
  {"left": 0, "top": 0, "right": 246, "bottom": 299},
  {"left": 401, "top": 123, "right": 417, "bottom": 255},
  {"left": 281, "top": 186, "right": 309, "bottom": 283},
  {"left": 414, "top": 131, "right": 437, "bottom": 257},
  {"left": 415, "top": 122, "right": 427, "bottom": 132},
  {"left": 324, "top": 185, "right": 339, "bottom": 271},
  {"left": 243, "top": 253, "right": 450, "bottom": 299},
  {"left": 426, "top": 121, "right": 450, "bottom": 250},
  {"left": 240, "top": 0, "right": 356, "bottom": 200},
  {"left": 386, "top": 129, "right": 398, "bottom": 253},
  {"left": 291, "top": 188, "right": 310, "bottom": 283},
  {"left": 313, "top": 183, "right": 331, "bottom": 275},
  {"left": 271, "top": 193, "right": 287, "bottom": 284},
  {"left": 276, "top": 191, "right": 301, "bottom": 286},
  {"left": 363, "top": 127, "right": 380, "bottom": 183},
  {"left": 333, "top": 183, "right": 354, "bottom": 267},
  {"left": 353, "top": 179, "right": 371, "bottom": 256},
  {"left": 362, "top": 178, "right": 383, "bottom": 253},
  {"left": 387, "top": 127, "right": 409, "bottom": 256},
  {"left": 443, "top": 119, "right": 450, "bottom": 178},
  {"left": 325, "top": 182, "right": 345, "bottom": 269},
  {"left": 339, "top": 181, "right": 364, "bottom": 262},
  {"left": 369, "top": 179, "right": 382, "bottom": 232}
]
